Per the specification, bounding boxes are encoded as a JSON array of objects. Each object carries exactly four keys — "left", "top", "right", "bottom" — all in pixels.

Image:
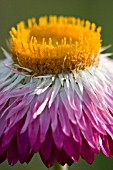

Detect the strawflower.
[{"left": 0, "top": 16, "right": 113, "bottom": 170}]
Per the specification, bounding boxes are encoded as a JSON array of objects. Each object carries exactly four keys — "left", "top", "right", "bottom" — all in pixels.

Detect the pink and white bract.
[
  {"left": 0, "top": 48, "right": 113, "bottom": 167},
  {"left": 0, "top": 16, "right": 113, "bottom": 168}
]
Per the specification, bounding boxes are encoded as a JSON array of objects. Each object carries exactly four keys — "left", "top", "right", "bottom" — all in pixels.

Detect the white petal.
[{"left": 49, "top": 78, "right": 61, "bottom": 108}]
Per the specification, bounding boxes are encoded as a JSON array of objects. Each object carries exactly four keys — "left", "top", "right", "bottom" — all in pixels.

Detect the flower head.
[{"left": 0, "top": 16, "right": 113, "bottom": 167}]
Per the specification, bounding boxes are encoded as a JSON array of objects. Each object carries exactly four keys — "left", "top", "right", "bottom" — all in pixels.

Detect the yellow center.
[{"left": 10, "top": 16, "right": 101, "bottom": 75}]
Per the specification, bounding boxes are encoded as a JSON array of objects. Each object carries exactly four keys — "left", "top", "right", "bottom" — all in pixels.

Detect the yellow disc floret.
[{"left": 10, "top": 16, "right": 101, "bottom": 75}]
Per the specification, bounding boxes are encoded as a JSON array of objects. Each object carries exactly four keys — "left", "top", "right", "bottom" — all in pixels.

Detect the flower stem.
[{"left": 53, "top": 162, "right": 68, "bottom": 170}]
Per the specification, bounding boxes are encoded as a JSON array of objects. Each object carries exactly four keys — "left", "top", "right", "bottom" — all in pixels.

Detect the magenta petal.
[
  {"left": 58, "top": 101, "right": 71, "bottom": 136},
  {"left": 0, "top": 136, "right": 7, "bottom": 163},
  {"left": 0, "top": 99, "right": 10, "bottom": 118},
  {"left": 0, "top": 115, "right": 6, "bottom": 137},
  {"left": 7, "top": 136, "right": 19, "bottom": 165},
  {"left": 83, "top": 82, "right": 102, "bottom": 109},
  {"left": 17, "top": 127, "right": 29, "bottom": 163},
  {"left": 21, "top": 96, "right": 37, "bottom": 133},
  {"left": 71, "top": 122, "right": 81, "bottom": 144},
  {"left": 50, "top": 95, "right": 59, "bottom": 131},
  {"left": 84, "top": 89, "right": 113, "bottom": 127},
  {"left": 107, "top": 135, "right": 113, "bottom": 156},
  {"left": 39, "top": 129, "right": 53, "bottom": 163},
  {"left": 39, "top": 108, "right": 50, "bottom": 143},
  {"left": 40, "top": 151, "right": 55, "bottom": 168},
  {"left": 32, "top": 130, "right": 41, "bottom": 153},
  {"left": 0, "top": 97, "right": 21, "bottom": 119},
  {"left": 26, "top": 149, "right": 34, "bottom": 164},
  {"left": 99, "top": 135, "right": 110, "bottom": 157},
  {"left": 63, "top": 134, "right": 80, "bottom": 162},
  {"left": 28, "top": 117, "right": 40, "bottom": 148},
  {"left": 8, "top": 85, "right": 36, "bottom": 98},
  {"left": 81, "top": 137, "right": 95, "bottom": 164},
  {"left": 104, "top": 124, "right": 113, "bottom": 138},
  {"left": 7, "top": 107, "right": 28, "bottom": 129},
  {"left": 6, "top": 96, "right": 29, "bottom": 119},
  {"left": 2, "top": 122, "right": 20, "bottom": 147},
  {"left": 60, "top": 89, "right": 76, "bottom": 124},
  {"left": 6, "top": 95, "right": 33, "bottom": 124},
  {"left": 81, "top": 114, "right": 98, "bottom": 152},
  {"left": 73, "top": 91, "right": 82, "bottom": 120},
  {"left": 83, "top": 91, "right": 106, "bottom": 135},
  {"left": 55, "top": 147, "right": 68, "bottom": 165},
  {"left": 52, "top": 121, "right": 63, "bottom": 149},
  {"left": 77, "top": 112, "right": 87, "bottom": 131}
]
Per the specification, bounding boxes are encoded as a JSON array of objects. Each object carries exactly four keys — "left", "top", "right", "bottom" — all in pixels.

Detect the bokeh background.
[{"left": 0, "top": 0, "right": 113, "bottom": 169}]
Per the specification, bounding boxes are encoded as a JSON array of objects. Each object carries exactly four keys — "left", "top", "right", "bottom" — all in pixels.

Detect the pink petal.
[
  {"left": 28, "top": 117, "right": 40, "bottom": 148},
  {"left": 39, "top": 107, "right": 50, "bottom": 143},
  {"left": 50, "top": 95, "right": 59, "bottom": 131},
  {"left": 58, "top": 100, "right": 71, "bottom": 136},
  {"left": 99, "top": 135, "right": 110, "bottom": 157},
  {"left": 17, "top": 124, "right": 29, "bottom": 163},
  {"left": 52, "top": 120, "right": 63, "bottom": 149}
]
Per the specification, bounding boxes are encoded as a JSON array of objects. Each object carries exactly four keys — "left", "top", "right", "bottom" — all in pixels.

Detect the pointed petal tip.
[
  {"left": 100, "top": 45, "right": 112, "bottom": 52},
  {"left": 0, "top": 47, "right": 12, "bottom": 60}
]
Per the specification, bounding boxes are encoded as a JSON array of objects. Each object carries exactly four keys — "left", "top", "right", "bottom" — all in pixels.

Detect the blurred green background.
[{"left": 0, "top": 0, "right": 113, "bottom": 169}]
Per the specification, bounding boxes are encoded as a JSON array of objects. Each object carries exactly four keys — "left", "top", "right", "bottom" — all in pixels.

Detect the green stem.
[{"left": 53, "top": 162, "right": 68, "bottom": 170}]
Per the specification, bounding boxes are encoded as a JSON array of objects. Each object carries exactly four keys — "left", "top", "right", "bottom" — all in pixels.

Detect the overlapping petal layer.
[{"left": 0, "top": 52, "right": 113, "bottom": 167}]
